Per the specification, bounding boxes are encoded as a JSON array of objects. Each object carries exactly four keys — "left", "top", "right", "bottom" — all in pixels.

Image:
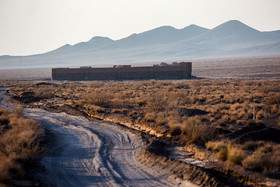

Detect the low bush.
[
  {"left": 242, "top": 146, "right": 280, "bottom": 173},
  {"left": 33, "top": 87, "right": 54, "bottom": 99},
  {"left": 207, "top": 140, "right": 280, "bottom": 172},
  {"left": 265, "top": 93, "right": 280, "bottom": 106},
  {"left": 88, "top": 91, "right": 111, "bottom": 106},
  {"left": 182, "top": 117, "right": 215, "bottom": 145},
  {"left": 217, "top": 146, "right": 228, "bottom": 162},
  {"left": 146, "top": 94, "right": 167, "bottom": 112},
  {"left": 227, "top": 146, "right": 245, "bottom": 166}
]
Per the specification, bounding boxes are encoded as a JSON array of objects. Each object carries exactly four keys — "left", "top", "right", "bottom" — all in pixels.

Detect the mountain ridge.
[{"left": 0, "top": 20, "right": 280, "bottom": 69}]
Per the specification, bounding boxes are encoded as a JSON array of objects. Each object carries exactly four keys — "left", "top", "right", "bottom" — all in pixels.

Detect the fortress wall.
[{"left": 52, "top": 62, "right": 192, "bottom": 81}]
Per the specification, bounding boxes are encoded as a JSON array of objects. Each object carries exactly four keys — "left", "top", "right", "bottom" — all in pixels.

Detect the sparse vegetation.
[
  {"left": 0, "top": 107, "right": 45, "bottom": 185},
  {"left": 207, "top": 140, "right": 280, "bottom": 172},
  {"left": 181, "top": 117, "right": 215, "bottom": 145},
  {"left": 6, "top": 78, "right": 280, "bottom": 176}
]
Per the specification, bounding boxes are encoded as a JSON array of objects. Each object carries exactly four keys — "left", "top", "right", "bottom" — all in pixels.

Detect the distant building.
[{"left": 52, "top": 62, "right": 192, "bottom": 81}]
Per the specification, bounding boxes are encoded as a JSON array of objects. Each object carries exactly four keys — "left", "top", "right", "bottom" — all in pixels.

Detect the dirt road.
[
  {"left": 24, "top": 108, "right": 195, "bottom": 186},
  {"left": 0, "top": 87, "right": 195, "bottom": 186}
]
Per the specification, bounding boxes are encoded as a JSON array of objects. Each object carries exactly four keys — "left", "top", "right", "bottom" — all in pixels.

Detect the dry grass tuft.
[
  {"left": 227, "top": 146, "right": 246, "bottom": 166},
  {"left": 182, "top": 117, "right": 215, "bottom": 145},
  {"left": 207, "top": 140, "right": 280, "bottom": 172},
  {"left": 0, "top": 107, "right": 45, "bottom": 185},
  {"left": 88, "top": 91, "right": 111, "bottom": 106},
  {"left": 242, "top": 143, "right": 280, "bottom": 172}
]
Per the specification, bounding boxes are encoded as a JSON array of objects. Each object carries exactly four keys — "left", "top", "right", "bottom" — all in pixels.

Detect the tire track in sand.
[{"left": 24, "top": 108, "right": 187, "bottom": 187}]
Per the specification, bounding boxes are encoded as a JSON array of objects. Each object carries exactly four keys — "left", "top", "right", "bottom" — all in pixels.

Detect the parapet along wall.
[{"left": 52, "top": 62, "right": 192, "bottom": 81}]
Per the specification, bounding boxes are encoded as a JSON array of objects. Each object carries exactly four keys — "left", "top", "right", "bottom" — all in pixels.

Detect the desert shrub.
[
  {"left": 256, "top": 109, "right": 266, "bottom": 120},
  {"left": 236, "top": 108, "right": 247, "bottom": 119},
  {"left": 227, "top": 146, "right": 246, "bottom": 165},
  {"left": 223, "top": 94, "right": 235, "bottom": 104},
  {"left": 88, "top": 105, "right": 106, "bottom": 114},
  {"left": 110, "top": 99, "right": 134, "bottom": 109},
  {"left": 229, "top": 103, "right": 243, "bottom": 111},
  {"left": 217, "top": 146, "right": 228, "bottom": 162},
  {"left": 206, "top": 140, "right": 227, "bottom": 150},
  {"left": 146, "top": 94, "right": 167, "bottom": 112},
  {"left": 207, "top": 141, "right": 246, "bottom": 165},
  {"left": 88, "top": 91, "right": 111, "bottom": 106},
  {"left": 207, "top": 140, "right": 280, "bottom": 171},
  {"left": 166, "top": 92, "right": 186, "bottom": 110},
  {"left": 265, "top": 93, "right": 280, "bottom": 106},
  {"left": 242, "top": 144, "right": 280, "bottom": 172},
  {"left": 206, "top": 141, "right": 228, "bottom": 161},
  {"left": 0, "top": 107, "right": 45, "bottom": 185},
  {"left": 182, "top": 117, "right": 215, "bottom": 145},
  {"left": 33, "top": 87, "right": 54, "bottom": 99},
  {"left": 261, "top": 82, "right": 280, "bottom": 94},
  {"left": 220, "top": 114, "right": 230, "bottom": 122}
]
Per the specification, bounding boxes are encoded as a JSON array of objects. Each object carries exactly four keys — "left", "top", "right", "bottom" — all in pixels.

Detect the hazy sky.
[{"left": 0, "top": 0, "right": 280, "bottom": 56}]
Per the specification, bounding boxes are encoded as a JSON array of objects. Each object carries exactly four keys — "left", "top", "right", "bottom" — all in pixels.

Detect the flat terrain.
[
  {"left": 0, "top": 68, "right": 51, "bottom": 81},
  {"left": 191, "top": 56, "right": 280, "bottom": 78},
  {"left": 0, "top": 56, "right": 279, "bottom": 80}
]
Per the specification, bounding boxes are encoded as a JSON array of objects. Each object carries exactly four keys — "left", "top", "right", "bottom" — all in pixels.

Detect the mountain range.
[{"left": 1, "top": 20, "right": 280, "bottom": 69}]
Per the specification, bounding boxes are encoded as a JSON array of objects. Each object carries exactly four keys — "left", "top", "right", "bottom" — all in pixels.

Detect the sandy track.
[{"left": 24, "top": 109, "right": 187, "bottom": 187}]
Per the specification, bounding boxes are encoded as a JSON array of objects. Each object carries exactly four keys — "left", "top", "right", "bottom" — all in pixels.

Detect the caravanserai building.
[{"left": 52, "top": 62, "right": 192, "bottom": 81}]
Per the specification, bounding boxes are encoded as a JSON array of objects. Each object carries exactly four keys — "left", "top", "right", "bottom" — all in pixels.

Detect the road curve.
[{"left": 24, "top": 108, "right": 189, "bottom": 187}]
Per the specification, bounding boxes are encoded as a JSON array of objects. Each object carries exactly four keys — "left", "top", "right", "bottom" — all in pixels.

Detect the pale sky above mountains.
[{"left": 0, "top": 0, "right": 279, "bottom": 56}]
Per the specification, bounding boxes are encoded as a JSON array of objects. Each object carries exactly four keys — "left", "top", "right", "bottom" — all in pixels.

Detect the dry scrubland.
[
  {"left": 0, "top": 107, "right": 45, "bottom": 186},
  {"left": 7, "top": 78, "right": 280, "bottom": 177}
]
